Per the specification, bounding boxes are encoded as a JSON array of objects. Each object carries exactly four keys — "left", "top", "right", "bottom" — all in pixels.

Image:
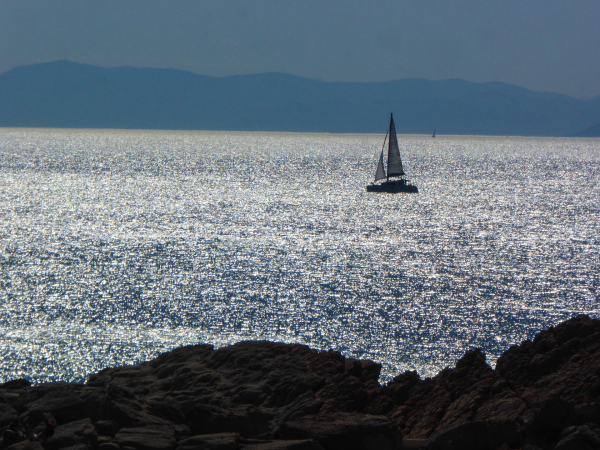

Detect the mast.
[{"left": 386, "top": 113, "right": 405, "bottom": 179}]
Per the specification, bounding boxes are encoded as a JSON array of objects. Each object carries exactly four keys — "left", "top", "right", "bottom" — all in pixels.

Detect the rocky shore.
[{"left": 1, "top": 315, "right": 600, "bottom": 450}]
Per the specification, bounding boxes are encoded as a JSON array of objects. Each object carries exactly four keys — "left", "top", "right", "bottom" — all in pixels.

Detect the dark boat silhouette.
[{"left": 366, "top": 114, "right": 418, "bottom": 194}]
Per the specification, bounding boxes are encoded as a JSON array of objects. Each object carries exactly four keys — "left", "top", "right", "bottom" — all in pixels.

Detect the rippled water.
[{"left": 0, "top": 128, "right": 598, "bottom": 384}]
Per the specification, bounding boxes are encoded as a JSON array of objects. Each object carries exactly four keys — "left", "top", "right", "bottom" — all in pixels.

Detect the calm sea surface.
[{"left": 0, "top": 128, "right": 598, "bottom": 384}]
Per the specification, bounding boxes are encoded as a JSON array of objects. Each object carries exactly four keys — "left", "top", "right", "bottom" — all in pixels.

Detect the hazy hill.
[
  {"left": 568, "top": 123, "right": 600, "bottom": 137},
  {"left": 0, "top": 60, "right": 599, "bottom": 136}
]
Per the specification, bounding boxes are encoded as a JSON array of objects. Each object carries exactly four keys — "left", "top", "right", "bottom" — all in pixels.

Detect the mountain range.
[{"left": 0, "top": 60, "right": 598, "bottom": 136}]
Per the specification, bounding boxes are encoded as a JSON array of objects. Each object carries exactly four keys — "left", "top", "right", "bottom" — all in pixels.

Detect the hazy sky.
[{"left": 1, "top": 0, "right": 599, "bottom": 97}]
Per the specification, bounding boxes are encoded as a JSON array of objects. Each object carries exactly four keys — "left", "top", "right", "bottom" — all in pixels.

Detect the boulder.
[
  {"left": 0, "top": 403, "right": 19, "bottom": 429},
  {"left": 94, "top": 420, "right": 120, "bottom": 437},
  {"left": 20, "top": 386, "right": 86, "bottom": 426},
  {"left": 573, "top": 403, "right": 600, "bottom": 427},
  {"left": 1, "top": 380, "right": 31, "bottom": 390},
  {"left": 97, "top": 436, "right": 112, "bottom": 446},
  {"left": 44, "top": 418, "right": 98, "bottom": 450},
  {"left": 401, "top": 440, "right": 427, "bottom": 449},
  {"left": 176, "top": 433, "right": 240, "bottom": 450},
  {"left": 487, "top": 420, "right": 524, "bottom": 448},
  {"left": 98, "top": 444, "right": 120, "bottom": 450},
  {"left": 384, "top": 349, "right": 503, "bottom": 439},
  {"left": 532, "top": 399, "right": 573, "bottom": 436},
  {"left": 5, "top": 442, "right": 45, "bottom": 450},
  {"left": 275, "top": 391, "right": 323, "bottom": 423},
  {"left": 278, "top": 413, "right": 401, "bottom": 450},
  {"left": 56, "top": 445, "right": 87, "bottom": 450},
  {"left": 474, "top": 395, "right": 527, "bottom": 424},
  {"left": 496, "top": 315, "right": 600, "bottom": 405},
  {"left": 426, "top": 421, "right": 489, "bottom": 450},
  {"left": 115, "top": 427, "right": 176, "bottom": 450},
  {"left": 240, "top": 440, "right": 322, "bottom": 450},
  {"left": 105, "top": 398, "right": 172, "bottom": 429},
  {"left": 555, "top": 424, "right": 600, "bottom": 450}
]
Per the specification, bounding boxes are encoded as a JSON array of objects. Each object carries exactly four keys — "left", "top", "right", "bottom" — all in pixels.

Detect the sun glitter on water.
[{"left": 0, "top": 129, "right": 599, "bottom": 384}]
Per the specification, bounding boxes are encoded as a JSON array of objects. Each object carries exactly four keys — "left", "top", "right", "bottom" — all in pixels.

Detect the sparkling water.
[{"left": 0, "top": 128, "right": 598, "bottom": 384}]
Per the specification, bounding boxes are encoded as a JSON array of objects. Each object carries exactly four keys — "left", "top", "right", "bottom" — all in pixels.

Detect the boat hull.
[{"left": 366, "top": 181, "right": 418, "bottom": 193}]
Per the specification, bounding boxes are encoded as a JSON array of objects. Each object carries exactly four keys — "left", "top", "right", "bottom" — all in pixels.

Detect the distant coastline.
[{"left": 1, "top": 61, "right": 599, "bottom": 137}]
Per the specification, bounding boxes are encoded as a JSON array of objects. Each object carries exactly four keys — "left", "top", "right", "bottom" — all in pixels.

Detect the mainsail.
[{"left": 387, "top": 114, "right": 405, "bottom": 177}]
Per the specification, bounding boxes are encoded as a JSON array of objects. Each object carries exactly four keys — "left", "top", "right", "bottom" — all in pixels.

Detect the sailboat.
[
  {"left": 366, "top": 114, "right": 418, "bottom": 193},
  {"left": 432, "top": 129, "right": 436, "bottom": 138}
]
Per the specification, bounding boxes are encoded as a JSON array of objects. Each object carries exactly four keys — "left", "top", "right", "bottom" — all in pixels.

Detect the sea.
[{"left": 0, "top": 128, "right": 598, "bottom": 385}]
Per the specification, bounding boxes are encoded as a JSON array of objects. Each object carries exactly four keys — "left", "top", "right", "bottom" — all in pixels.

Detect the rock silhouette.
[{"left": 1, "top": 315, "right": 599, "bottom": 450}]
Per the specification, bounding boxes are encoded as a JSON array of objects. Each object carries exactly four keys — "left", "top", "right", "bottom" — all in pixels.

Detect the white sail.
[
  {"left": 387, "top": 114, "right": 405, "bottom": 177},
  {"left": 374, "top": 150, "right": 386, "bottom": 181}
]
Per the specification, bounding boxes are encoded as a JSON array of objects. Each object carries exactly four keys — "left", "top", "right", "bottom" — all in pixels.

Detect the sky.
[{"left": 1, "top": 0, "right": 599, "bottom": 98}]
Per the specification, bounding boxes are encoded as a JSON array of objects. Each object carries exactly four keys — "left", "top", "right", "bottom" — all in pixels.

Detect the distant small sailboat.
[
  {"left": 432, "top": 129, "right": 436, "bottom": 138},
  {"left": 366, "top": 114, "right": 418, "bottom": 194}
]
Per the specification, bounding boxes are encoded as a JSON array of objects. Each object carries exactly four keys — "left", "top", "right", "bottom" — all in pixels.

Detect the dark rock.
[
  {"left": 240, "top": 440, "right": 322, "bottom": 450},
  {"left": 174, "top": 425, "right": 191, "bottom": 440},
  {"left": 1, "top": 429, "right": 23, "bottom": 448},
  {"left": 385, "top": 348, "right": 503, "bottom": 439},
  {"left": 455, "top": 349, "right": 487, "bottom": 370},
  {"left": 94, "top": 420, "right": 119, "bottom": 437},
  {"left": 57, "top": 445, "right": 87, "bottom": 450},
  {"left": 147, "top": 397, "right": 186, "bottom": 423},
  {"left": 211, "top": 408, "right": 269, "bottom": 438},
  {"left": 97, "top": 435, "right": 112, "bottom": 445},
  {"left": 231, "top": 386, "right": 266, "bottom": 406},
  {"left": 98, "top": 444, "right": 120, "bottom": 450},
  {"left": 344, "top": 359, "right": 382, "bottom": 383},
  {"left": 45, "top": 418, "right": 98, "bottom": 450},
  {"left": 386, "top": 372, "right": 419, "bottom": 406},
  {"left": 555, "top": 424, "right": 600, "bottom": 450},
  {"left": 487, "top": 420, "right": 524, "bottom": 448},
  {"left": 3, "top": 316, "right": 600, "bottom": 450},
  {"left": 402, "top": 440, "right": 427, "bottom": 449},
  {"left": 0, "top": 403, "right": 19, "bottom": 429},
  {"left": 532, "top": 399, "right": 573, "bottom": 436},
  {"left": 106, "top": 398, "right": 172, "bottom": 429},
  {"left": 496, "top": 315, "right": 600, "bottom": 406},
  {"left": 115, "top": 427, "right": 176, "bottom": 450},
  {"left": 573, "top": 403, "right": 600, "bottom": 426},
  {"left": 426, "top": 421, "right": 489, "bottom": 450},
  {"left": 385, "top": 316, "right": 600, "bottom": 442},
  {"left": 210, "top": 411, "right": 254, "bottom": 436},
  {"left": 276, "top": 391, "right": 323, "bottom": 423},
  {"left": 0, "top": 392, "right": 21, "bottom": 405},
  {"left": 184, "top": 404, "right": 217, "bottom": 435},
  {"left": 1, "top": 380, "right": 31, "bottom": 390},
  {"left": 475, "top": 395, "right": 527, "bottom": 425},
  {"left": 176, "top": 432, "right": 239, "bottom": 450},
  {"left": 278, "top": 413, "right": 401, "bottom": 450},
  {"left": 79, "top": 388, "right": 107, "bottom": 424},
  {"left": 5, "top": 443, "right": 44, "bottom": 450},
  {"left": 19, "top": 386, "right": 85, "bottom": 427}
]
